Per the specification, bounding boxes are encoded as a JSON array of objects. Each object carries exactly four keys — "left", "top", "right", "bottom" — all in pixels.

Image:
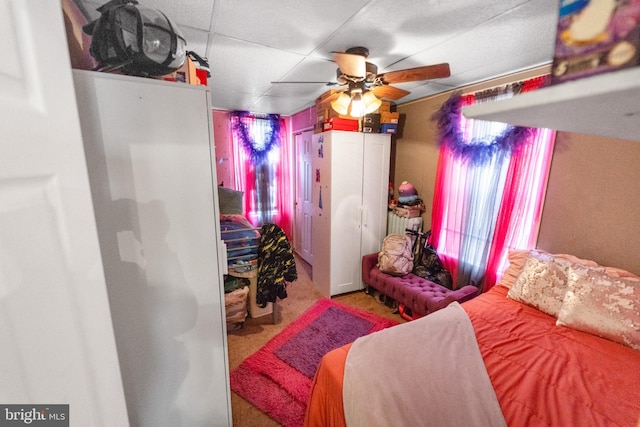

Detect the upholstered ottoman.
[{"left": 362, "top": 253, "right": 478, "bottom": 319}]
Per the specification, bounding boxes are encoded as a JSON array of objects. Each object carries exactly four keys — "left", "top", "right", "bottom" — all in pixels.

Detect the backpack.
[
  {"left": 378, "top": 234, "right": 414, "bottom": 276},
  {"left": 410, "top": 230, "right": 453, "bottom": 289}
]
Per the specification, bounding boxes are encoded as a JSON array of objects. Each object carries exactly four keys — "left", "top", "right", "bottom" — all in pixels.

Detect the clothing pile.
[{"left": 256, "top": 224, "right": 297, "bottom": 308}]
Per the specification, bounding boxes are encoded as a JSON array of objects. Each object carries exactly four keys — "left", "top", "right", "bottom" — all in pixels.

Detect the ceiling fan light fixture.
[
  {"left": 349, "top": 91, "right": 365, "bottom": 118},
  {"left": 331, "top": 92, "right": 351, "bottom": 115},
  {"left": 362, "top": 90, "right": 382, "bottom": 114}
]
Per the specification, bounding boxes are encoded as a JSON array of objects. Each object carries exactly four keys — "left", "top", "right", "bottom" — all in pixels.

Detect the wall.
[
  {"left": 395, "top": 66, "right": 640, "bottom": 276},
  {"left": 290, "top": 105, "right": 317, "bottom": 133},
  {"left": 537, "top": 132, "right": 640, "bottom": 272},
  {"left": 213, "top": 110, "right": 234, "bottom": 187}
]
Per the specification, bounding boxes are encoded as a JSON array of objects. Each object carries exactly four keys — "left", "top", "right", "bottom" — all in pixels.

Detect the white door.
[
  {"left": 294, "top": 130, "right": 314, "bottom": 265},
  {"left": 327, "top": 131, "right": 364, "bottom": 295},
  {"left": 0, "top": 1, "right": 128, "bottom": 425},
  {"left": 359, "top": 134, "right": 391, "bottom": 288}
]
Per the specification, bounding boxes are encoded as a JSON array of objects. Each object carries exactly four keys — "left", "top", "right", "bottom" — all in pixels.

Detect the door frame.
[{"left": 293, "top": 127, "right": 315, "bottom": 266}]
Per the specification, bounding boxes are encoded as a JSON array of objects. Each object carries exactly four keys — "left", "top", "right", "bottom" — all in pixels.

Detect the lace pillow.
[
  {"left": 507, "top": 252, "right": 572, "bottom": 317},
  {"left": 497, "top": 249, "right": 601, "bottom": 289},
  {"left": 557, "top": 268, "right": 640, "bottom": 351}
]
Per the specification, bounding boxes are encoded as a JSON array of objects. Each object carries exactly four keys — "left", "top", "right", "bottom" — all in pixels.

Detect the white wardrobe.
[
  {"left": 311, "top": 131, "right": 391, "bottom": 296},
  {"left": 73, "top": 70, "right": 231, "bottom": 426}
]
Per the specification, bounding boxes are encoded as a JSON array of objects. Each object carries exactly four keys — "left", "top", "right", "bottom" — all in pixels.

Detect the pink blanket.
[{"left": 343, "top": 302, "right": 506, "bottom": 427}]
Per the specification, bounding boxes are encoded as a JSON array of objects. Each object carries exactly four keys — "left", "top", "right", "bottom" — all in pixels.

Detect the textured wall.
[
  {"left": 212, "top": 110, "right": 234, "bottom": 187},
  {"left": 537, "top": 132, "right": 640, "bottom": 274}
]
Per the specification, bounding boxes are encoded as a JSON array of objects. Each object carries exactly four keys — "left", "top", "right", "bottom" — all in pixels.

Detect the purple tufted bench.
[{"left": 362, "top": 253, "right": 478, "bottom": 319}]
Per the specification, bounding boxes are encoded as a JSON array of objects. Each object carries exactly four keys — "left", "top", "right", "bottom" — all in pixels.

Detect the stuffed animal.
[{"left": 398, "top": 181, "right": 419, "bottom": 205}]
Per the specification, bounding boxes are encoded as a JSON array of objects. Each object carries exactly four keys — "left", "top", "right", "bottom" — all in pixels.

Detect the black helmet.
[{"left": 83, "top": 0, "right": 187, "bottom": 77}]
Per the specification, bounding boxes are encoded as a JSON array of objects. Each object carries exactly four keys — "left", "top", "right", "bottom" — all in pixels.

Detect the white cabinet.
[
  {"left": 312, "top": 131, "right": 391, "bottom": 296},
  {"left": 73, "top": 70, "right": 231, "bottom": 426}
]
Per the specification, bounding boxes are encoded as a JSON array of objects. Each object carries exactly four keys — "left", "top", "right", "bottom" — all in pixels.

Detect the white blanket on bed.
[{"left": 343, "top": 302, "right": 506, "bottom": 427}]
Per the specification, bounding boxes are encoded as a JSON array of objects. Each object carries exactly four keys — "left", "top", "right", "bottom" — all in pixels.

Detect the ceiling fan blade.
[
  {"left": 333, "top": 52, "right": 366, "bottom": 77},
  {"left": 372, "top": 85, "right": 411, "bottom": 101},
  {"left": 271, "top": 81, "right": 339, "bottom": 86},
  {"left": 378, "top": 63, "right": 450, "bottom": 84}
]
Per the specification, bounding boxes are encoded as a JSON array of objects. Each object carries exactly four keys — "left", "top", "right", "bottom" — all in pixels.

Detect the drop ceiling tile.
[
  {"left": 211, "top": 0, "right": 370, "bottom": 55},
  {"left": 323, "top": 0, "right": 537, "bottom": 70},
  {"left": 180, "top": 26, "right": 209, "bottom": 58},
  {"left": 210, "top": 84, "right": 262, "bottom": 112},
  {"left": 250, "top": 95, "right": 316, "bottom": 116},
  {"left": 274, "top": 56, "right": 338, "bottom": 83},
  {"left": 268, "top": 56, "right": 340, "bottom": 98},
  {"left": 395, "top": 0, "right": 558, "bottom": 90},
  {"left": 268, "top": 83, "right": 336, "bottom": 100},
  {"left": 141, "top": 0, "right": 215, "bottom": 31},
  {"left": 208, "top": 35, "right": 305, "bottom": 94}
]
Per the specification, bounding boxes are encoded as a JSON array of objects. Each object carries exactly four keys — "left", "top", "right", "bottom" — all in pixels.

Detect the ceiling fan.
[{"left": 272, "top": 46, "right": 451, "bottom": 116}]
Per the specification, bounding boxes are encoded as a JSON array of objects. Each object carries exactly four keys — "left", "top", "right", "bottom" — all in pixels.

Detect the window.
[
  {"left": 431, "top": 77, "right": 556, "bottom": 291},
  {"left": 230, "top": 112, "right": 293, "bottom": 237}
]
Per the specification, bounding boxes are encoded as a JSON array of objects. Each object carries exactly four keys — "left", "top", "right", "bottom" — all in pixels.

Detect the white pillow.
[
  {"left": 557, "top": 268, "right": 640, "bottom": 351},
  {"left": 507, "top": 251, "right": 601, "bottom": 317}
]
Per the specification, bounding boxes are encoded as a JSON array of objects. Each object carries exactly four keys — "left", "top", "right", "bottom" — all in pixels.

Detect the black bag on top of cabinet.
[{"left": 83, "top": 0, "right": 187, "bottom": 77}]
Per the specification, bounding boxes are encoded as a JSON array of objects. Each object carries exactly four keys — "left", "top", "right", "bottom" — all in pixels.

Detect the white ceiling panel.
[
  {"left": 250, "top": 95, "right": 316, "bottom": 116},
  {"left": 268, "top": 56, "right": 340, "bottom": 97},
  {"left": 211, "top": 0, "right": 371, "bottom": 55},
  {"left": 210, "top": 84, "right": 263, "bottom": 112},
  {"left": 142, "top": 0, "right": 215, "bottom": 31},
  {"left": 75, "top": 0, "right": 561, "bottom": 115},
  {"left": 324, "top": 0, "right": 545, "bottom": 70},
  {"left": 209, "top": 35, "right": 305, "bottom": 93},
  {"left": 180, "top": 26, "right": 209, "bottom": 58},
  {"left": 410, "top": 0, "right": 558, "bottom": 84},
  {"left": 267, "top": 82, "right": 334, "bottom": 103}
]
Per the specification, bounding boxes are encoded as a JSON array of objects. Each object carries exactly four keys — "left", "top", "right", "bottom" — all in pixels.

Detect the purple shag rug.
[{"left": 230, "top": 298, "right": 398, "bottom": 427}]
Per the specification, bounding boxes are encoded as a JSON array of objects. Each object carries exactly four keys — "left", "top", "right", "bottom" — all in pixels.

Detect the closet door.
[
  {"left": 74, "top": 71, "right": 231, "bottom": 426},
  {"left": 360, "top": 133, "right": 391, "bottom": 273},
  {"left": 328, "top": 131, "right": 365, "bottom": 295}
]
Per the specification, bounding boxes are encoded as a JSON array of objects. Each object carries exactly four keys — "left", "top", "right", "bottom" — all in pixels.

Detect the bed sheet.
[{"left": 304, "top": 286, "right": 640, "bottom": 427}]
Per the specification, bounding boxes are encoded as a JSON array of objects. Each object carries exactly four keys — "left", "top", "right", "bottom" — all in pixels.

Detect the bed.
[{"left": 304, "top": 249, "right": 640, "bottom": 427}]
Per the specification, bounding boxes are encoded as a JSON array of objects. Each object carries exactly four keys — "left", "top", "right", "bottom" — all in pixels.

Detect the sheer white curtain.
[{"left": 431, "top": 77, "right": 556, "bottom": 291}]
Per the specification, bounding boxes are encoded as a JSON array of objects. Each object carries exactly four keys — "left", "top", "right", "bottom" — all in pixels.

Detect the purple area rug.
[{"left": 230, "top": 298, "right": 398, "bottom": 427}]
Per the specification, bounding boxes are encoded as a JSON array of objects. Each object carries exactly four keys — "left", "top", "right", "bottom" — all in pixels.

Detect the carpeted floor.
[{"left": 227, "top": 255, "right": 405, "bottom": 427}]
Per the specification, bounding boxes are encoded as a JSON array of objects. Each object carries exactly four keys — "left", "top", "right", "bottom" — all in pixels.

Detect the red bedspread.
[{"left": 304, "top": 286, "right": 640, "bottom": 427}]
